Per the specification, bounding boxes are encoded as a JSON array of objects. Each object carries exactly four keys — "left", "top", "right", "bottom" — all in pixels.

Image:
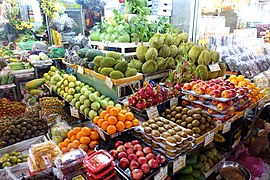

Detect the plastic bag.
[
  {"left": 17, "top": 41, "right": 35, "bottom": 51},
  {"left": 0, "top": 69, "right": 10, "bottom": 85},
  {"left": 228, "top": 146, "right": 267, "bottom": 179},
  {"left": 49, "top": 48, "right": 66, "bottom": 58},
  {"left": 49, "top": 14, "right": 78, "bottom": 33},
  {"left": 31, "top": 42, "right": 48, "bottom": 53},
  {"left": 50, "top": 117, "right": 71, "bottom": 144}
]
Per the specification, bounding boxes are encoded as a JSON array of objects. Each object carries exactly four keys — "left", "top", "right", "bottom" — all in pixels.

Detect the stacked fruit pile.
[
  {"left": 161, "top": 106, "right": 216, "bottom": 138},
  {"left": 93, "top": 105, "right": 139, "bottom": 135},
  {"left": 108, "top": 140, "right": 166, "bottom": 180},
  {"left": 58, "top": 127, "right": 99, "bottom": 154},
  {"left": 0, "top": 151, "right": 28, "bottom": 168},
  {"left": 227, "top": 75, "right": 264, "bottom": 103},
  {"left": 128, "top": 82, "right": 177, "bottom": 110},
  {"left": 0, "top": 98, "right": 26, "bottom": 117},
  {"left": 93, "top": 51, "right": 138, "bottom": 79},
  {"left": 40, "top": 97, "right": 65, "bottom": 118},
  {"left": 181, "top": 79, "right": 249, "bottom": 121}
]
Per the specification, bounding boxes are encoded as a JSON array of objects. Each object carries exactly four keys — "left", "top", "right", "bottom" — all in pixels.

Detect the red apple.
[
  {"left": 148, "top": 159, "right": 159, "bottom": 169},
  {"left": 137, "top": 157, "right": 148, "bottom": 165},
  {"left": 215, "top": 79, "right": 222, "bottom": 84},
  {"left": 124, "top": 142, "right": 133, "bottom": 149},
  {"left": 118, "top": 152, "right": 127, "bottom": 160},
  {"left": 212, "top": 90, "right": 221, "bottom": 98},
  {"left": 156, "top": 154, "right": 166, "bottom": 164},
  {"left": 119, "top": 158, "right": 129, "bottom": 170},
  {"left": 192, "top": 84, "right": 200, "bottom": 91},
  {"left": 224, "top": 86, "right": 231, "bottom": 90},
  {"left": 243, "top": 87, "right": 249, "bottom": 93},
  {"left": 183, "top": 83, "right": 192, "bottom": 91},
  {"left": 208, "top": 108, "right": 217, "bottom": 114},
  {"left": 229, "top": 106, "right": 235, "bottom": 111},
  {"left": 243, "top": 95, "right": 249, "bottom": 101},
  {"left": 182, "top": 100, "right": 191, "bottom": 106},
  {"left": 109, "top": 150, "right": 118, "bottom": 159},
  {"left": 141, "top": 163, "right": 151, "bottom": 174},
  {"left": 130, "top": 160, "right": 140, "bottom": 171},
  {"left": 189, "top": 81, "right": 196, "bottom": 87},
  {"left": 213, "top": 85, "right": 220, "bottom": 90},
  {"left": 128, "top": 154, "right": 137, "bottom": 161},
  {"left": 143, "top": 147, "right": 152, "bottom": 154},
  {"left": 230, "top": 89, "right": 236, "bottom": 97},
  {"left": 237, "top": 89, "right": 245, "bottom": 95},
  {"left": 146, "top": 153, "right": 155, "bottom": 160},
  {"left": 115, "top": 141, "right": 124, "bottom": 149},
  {"left": 188, "top": 95, "right": 198, "bottom": 101},
  {"left": 221, "top": 90, "right": 232, "bottom": 98},
  {"left": 133, "top": 144, "right": 143, "bottom": 151},
  {"left": 198, "top": 81, "right": 205, "bottom": 86},
  {"left": 206, "top": 87, "right": 215, "bottom": 95},
  {"left": 212, "top": 100, "right": 219, "bottom": 106},
  {"left": 117, "top": 145, "right": 126, "bottom": 152},
  {"left": 127, "top": 148, "right": 135, "bottom": 155},
  {"left": 217, "top": 102, "right": 228, "bottom": 111},
  {"left": 229, "top": 83, "right": 235, "bottom": 89},
  {"left": 196, "top": 87, "right": 205, "bottom": 95},
  {"left": 194, "top": 104, "right": 203, "bottom": 109},
  {"left": 131, "top": 169, "right": 143, "bottom": 180},
  {"left": 209, "top": 83, "right": 216, "bottom": 87},
  {"left": 132, "top": 140, "right": 140, "bottom": 145},
  {"left": 136, "top": 151, "right": 144, "bottom": 157},
  {"left": 219, "top": 87, "right": 225, "bottom": 92}
]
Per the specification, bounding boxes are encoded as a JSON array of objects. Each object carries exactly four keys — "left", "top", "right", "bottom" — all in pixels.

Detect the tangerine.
[
  {"left": 230, "top": 79, "right": 238, "bottom": 85},
  {"left": 117, "top": 114, "right": 126, "bottom": 122},
  {"left": 119, "top": 110, "right": 127, "bottom": 115},
  {"left": 61, "top": 147, "right": 68, "bottom": 154},
  {"left": 78, "top": 144, "right": 88, "bottom": 152},
  {"left": 97, "top": 119, "right": 105, "bottom": 127},
  {"left": 80, "top": 136, "right": 90, "bottom": 144},
  {"left": 116, "top": 121, "right": 125, "bottom": 132},
  {"left": 104, "top": 114, "right": 110, "bottom": 121},
  {"left": 76, "top": 131, "right": 83, "bottom": 140},
  {"left": 250, "top": 83, "right": 256, "bottom": 88},
  {"left": 108, "top": 116, "right": 117, "bottom": 125},
  {"left": 67, "top": 131, "right": 74, "bottom": 139},
  {"left": 81, "top": 127, "right": 91, "bottom": 136},
  {"left": 125, "top": 112, "right": 134, "bottom": 121},
  {"left": 116, "top": 107, "right": 122, "bottom": 112},
  {"left": 100, "top": 111, "right": 107, "bottom": 119},
  {"left": 58, "top": 142, "right": 65, "bottom": 149},
  {"left": 90, "top": 131, "right": 99, "bottom": 140},
  {"left": 109, "top": 108, "right": 119, "bottom": 116},
  {"left": 63, "top": 138, "right": 71, "bottom": 146},
  {"left": 106, "top": 105, "right": 115, "bottom": 113},
  {"left": 107, "top": 125, "right": 116, "bottom": 135},
  {"left": 228, "top": 75, "right": 236, "bottom": 80},
  {"left": 72, "top": 140, "right": 80, "bottom": 148},
  {"left": 93, "top": 116, "right": 100, "bottom": 124},
  {"left": 67, "top": 143, "right": 73, "bottom": 151},
  {"left": 89, "top": 140, "right": 99, "bottom": 149},
  {"left": 236, "top": 75, "right": 244, "bottom": 82},
  {"left": 101, "top": 121, "right": 109, "bottom": 130},
  {"left": 132, "top": 119, "right": 139, "bottom": 126},
  {"left": 70, "top": 135, "right": 77, "bottom": 142},
  {"left": 72, "top": 127, "right": 81, "bottom": 134},
  {"left": 125, "top": 121, "right": 132, "bottom": 129}
]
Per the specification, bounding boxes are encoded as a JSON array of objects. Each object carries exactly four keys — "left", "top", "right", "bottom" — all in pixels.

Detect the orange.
[
  {"left": 228, "top": 75, "right": 237, "bottom": 80},
  {"left": 119, "top": 110, "right": 127, "bottom": 115},
  {"left": 254, "top": 96, "right": 259, "bottom": 101},
  {"left": 104, "top": 114, "right": 110, "bottom": 121},
  {"left": 238, "top": 81, "right": 246, "bottom": 87},
  {"left": 250, "top": 99, "right": 256, "bottom": 103},
  {"left": 93, "top": 116, "right": 100, "bottom": 124},
  {"left": 81, "top": 127, "right": 91, "bottom": 136},
  {"left": 236, "top": 75, "right": 244, "bottom": 82},
  {"left": 80, "top": 136, "right": 90, "bottom": 144},
  {"left": 70, "top": 135, "right": 77, "bottom": 142},
  {"left": 100, "top": 111, "right": 107, "bottom": 119},
  {"left": 247, "top": 85, "right": 252, "bottom": 89},
  {"left": 109, "top": 108, "right": 119, "bottom": 116},
  {"left": 132, "top": 119, "right": 139, "bottom": 126},
  {"left": 72, "top": 140, "right": 80, "bottom": 148},
  {"left": 117, "top": 114, "right": 126, "bottom": 122},
  {"left": 97, "top": 119, "right": 105, "bottom": 127},
  {"left": 101, "top": 121, "right": 109, "bottom": 130},
  {"left": 125, "top": 121, "right": 132, "bottom": 129},
  {"left": 90, "top": 131, "right": 99, "bottom": 140},
  {"left": 230, "top": 79, "right": 238, "bottom": 85},
  {"left": 116, "top": 107, "right": 122, "bottom": 112},
  {"left": 63, "top": 138, "right": 71, "bottom": 147},
  {"left": 72, "top": 127, "right": 81, "bottom": 134},
  {"left": 106, "top": 105, "right": 114, "bottom": 113},
  {"left": 76, "top": 131, "right": 83, "bottom": 140},
  {"left": 252, "top": 89, "right": 257, "bottom": 95},
  {"left": 125, "top": 112, "right": 134, "bottom": 121},
  {"left": 108, "top": 116, "right": 117, "bottom": 125},
  {"left": 61, "top": 147, "right": 68, "bottom": 154},
  {"left": 250, "top": 83, "right": 256, "bottom": 88},
  {"left": 116, "top": 121, "right": 125, "bottom": 132},
  {"left": 89, "top": 140, "right": 99, "bottom": 149},
  {"left": 78, "top": 144, "right": 88, "bottom": 152},
  {"left": 244, "top": 79, "right": 250, "bottom": 85},
  {"left": 58, "top": 142, "right": 65, "bottom": 149},
  {"left": 67, "top": 143, "right": 73, "bottom": 151},
  {"left": 67, "top": 131, "right": 74, "bottom": 139},
  {"left": 107, "top": 125, "right": 116, "bottom": 135}
]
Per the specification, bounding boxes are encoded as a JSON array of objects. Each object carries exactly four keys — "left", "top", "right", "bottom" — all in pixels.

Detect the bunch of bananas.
[
  {"left": 40, "top": 0, "right": 65, "bottom": 18},
  {"left": 14, "top": 21, "right": 33, "bottom": 31}
]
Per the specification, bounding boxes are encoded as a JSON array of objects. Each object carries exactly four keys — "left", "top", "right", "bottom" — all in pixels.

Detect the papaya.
[
  {"left": 30, "top": 89, "right": 44, "bottom": 96},
  {"left": 25, "top": 78, "right": 45, "bottom": 90}
]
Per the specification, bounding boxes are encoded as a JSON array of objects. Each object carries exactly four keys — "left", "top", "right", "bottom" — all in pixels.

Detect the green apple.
[
  {"left": 80, "top": 105, "right": 85, "bottom": 112},
  {"left": 68, "top": 75, "right": 76, "bottom": 82},
  {"left": 68, "top": 82, "right": 75, "bottom": 88},
  {"left": 79, "top": 95, "right": 86, "bottom": 104},
  {"left": 75, "top": 86, "right": 81, "bottom": 93},
  {"left": 71, "top": 99, "right": 77, "bottom": 106},
  {"left": 60, "top": 90, "right": 65, "bottom": 96},
  {"left": 66, "top": 95, "right": 73, "bottom": 102},
  {"left": 74, "top": 93, "right": 80, "bottom": 101}
]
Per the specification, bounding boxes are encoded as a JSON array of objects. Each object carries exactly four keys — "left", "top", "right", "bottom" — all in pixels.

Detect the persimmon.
[
  {"left": 106, "top": 105, "right": 114, "bottom": 113},
  {"left": 89, "top": 140, "right": 99, "bottom": 149},
  {"left": 76, "top": 131, "right": 83, "bottom": 140},
  {"left": 61, "top": 147, "right": 68, "bottom": 154},
  {"left": 63, "top": 138, "right": 71, "bottom": 146},
  {"left": 67, "top": 131, "right": 74, "bottom": 139},
  {"left": 104, "top": 114, "right": 110, "bottom": 121},
  {"left": 72, "top": 127, "right": 81, "bottom": 134},
  {"left": 93, "top": 116, "right": 100, "bottom": 124},
  {"left": 58, "top": 142, "right": 65, "bottom": 149},
  {"left": 70, "top": 135, "right": 77, "bottom": 142},
  {"left": 90, "top": 131, "right": 99, "bottom": 140}
]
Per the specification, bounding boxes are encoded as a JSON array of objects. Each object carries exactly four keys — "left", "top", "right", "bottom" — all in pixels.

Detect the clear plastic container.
[
  {"left": 55, "top": 149, "right": 86, "bottom": 175},
  {"left": 27, "top": 155, "right": 53, "bottom": 175},
  {"left": 83, "top": 150, "right": 114, "bottom": 175}
]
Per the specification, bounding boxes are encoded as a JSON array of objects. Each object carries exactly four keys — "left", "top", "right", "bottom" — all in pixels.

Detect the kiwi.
[
  {"left": 194, "top": 134, "right": 200, "bottom": 138},
  {"left": 158, "top": 127, "right": 166, "bottom": 133},
  {"left": 156, "top": 121, "right": 164, "bottom": 127},
  {"left": 171, "top": 111, "right": 177, "bottom": 117},
  {"left": 170, "top": 105, "right": 177, "bottom": 111},
  {"left": 173, "top": 126, "right": 181, "bottom": 132},
  {"left": 192, "top": 114, "right": 202, "bottom": 120},
  {"left": 152, "top": 143, "right": 160, "bottom": 148},
  {"left": 148, "top": 119, "right": 156, "bottom": 124},
  {"left": 191, "top": 120, "right": 200, "bottom": 127},
  {"left": 169, "top": 122, "right": 177, "bottom": 128},
  {"left": 165, "top": 109, "right": 171, "bottom": 115},
  {"left": 183, "top": 140, "right": 189, "bottom": 145},
  {"left": 170, "top": 118, "right": 176, "bottom": 122},
  {"left": 177, "top": 143, "right": 184, "bottom": 148},
  {"left": 144, "top": 127, "right": 152, "bottom": 134},
  {"left": 150, "top": 124, "right": 159, "bottom": 130},
  {"left": 180, "top": 122, "right": 187, "bottom": 127},
  {"left": 187, "top": 124, "right": 193, "bottom": 129},
  {"left": 175, "top": 106, "right": 183, "bottom": 113},
  {"left": 194, "top": 108, "right": 202, "bottom": 114},
  {"left": 173, "top": 135, "right": 182, "bottom": 142},
  {"left": 176, "top": 120, "right": 182, "bottom": 124},
  {"left": 205, "top": 122, "right": 210, "bottom": 127},
  {"left": 162, "top": 132, "right": 171, "bottom": 138},
  {"left": 178, "top": 131, "right": 188, "bottom": 138},
  {"left": 192, "top": 127, "right": 201, "bottom": 134},
  {"left": 162, "top": 119, "right": 169, "bottom": 124},
  {"left": 206, "top": 116, "right": 212, "bottom": 122},
  {"left": 175, "top": 113, "right": 182, "bottom": 120},
  {"left": 202, "top": 111, "right": 208, "bottom": 117},
  {"left": 185, "top": 117, "right": 193, "bottom": 123},
  {"left": 187, "top": 143, "right": 192, "bottom": 147},
  {"left": 161, "top": 112, "right": 166, "bottom": 117},
  {"left": 181, "top": 115, "right": 187, "bottom": 121},
  {"left": 184, "top": 129, "right": 193, "bottom": 136},
  {"left": 166, "top": 151, "right": 176, "bottom": 157},
  {"left": 166, "top": 115, "right": 171, "bottom": 119},
  {"left": 166, "top": 144, "right": 176, "bottom": 150},
  {"left": 200, "top": 117, "right": 206, "bottom": 123},
  {"left": 166, "top": 137, "right": 177, "bottom": 144},
  {"left": 151, "top": 130, "right": 160, "bottom": 137},
  {"left": 187, "top": 110, "right": 194, "bottom": 116},
  {"left": 142, "top": 122, "right": 149, "bottom": 127},
  {"left": 168, "top": 129, "right": 176, "bottom": 136},
  {"left": 199, "top": 124, "right": 206, "bottom": 130},
  {"left": 164, "top": 124, "right": 172, "bottom": 130},
  {"left": 182, "top": 108, "right": 189, "bottom": 114}
]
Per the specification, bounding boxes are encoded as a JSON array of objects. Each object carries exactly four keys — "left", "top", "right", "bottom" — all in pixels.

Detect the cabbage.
[
  {"left": 29, "top": 54, "right": 40, "bottom": 61},
  {"left": 39, "top": 52, "right": 49, "bottom": 60}
]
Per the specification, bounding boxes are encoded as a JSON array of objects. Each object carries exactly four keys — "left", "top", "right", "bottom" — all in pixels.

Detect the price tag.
[
  {"left": 170, "top": 97, "right": 178, "bottom": 107},
  {"left": 154, "top": 165, "right": 168, "bottom": 180},
  {"left": 78, "top": 66, "right": 84, "bottom": 74},
  {"left": 222, "top": 121, "right": 231, "bottom": 134},
  {"left": 209, "top": 63, "right": 221, "bottom": 72},
  {"left": 70, "top": 106, "right": 79, "bottom": 118},
  {"left": 95, "top": 127, "right": 106, "bottom": 141},
  {"left": 105, "top": 76, "right": 113, "bottom": 89},
  {"left": 173, "top": 154, "right": 186, "bottom": 174},
  {"left": 146, "top": 106, "right": 159, "bottom": 119},
  {"left": 204, "top": 131, "right": 214, "bottom": 147}
]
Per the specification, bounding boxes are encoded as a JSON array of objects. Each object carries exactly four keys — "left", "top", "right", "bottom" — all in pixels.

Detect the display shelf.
[
  {"left": 0, "top": 83, "right": 16, "bottom": 90},
  {"left": 194, "top": 125, "right": 221, "bottom": 145}
]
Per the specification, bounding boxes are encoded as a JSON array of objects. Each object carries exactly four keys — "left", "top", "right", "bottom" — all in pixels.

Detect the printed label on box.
[
  {"left": 204, "top": 131, "right": 214, "bottom": 147},
  {"left": 209, "top": 63, "right": 221, "bottom": 72},
  {"left": 222, "top": 121, "right": 231, "bottom": 134},
  {"left": 146, "top": 106, "right": 159, "bottom": 119},
  {"left": 173, "top": 154, "right": 186, "bottom": 174},
  {"left": 105, "top": 76, "right": 113, "bottom": 89},
  {"left": 70, "top": 106, "right": 79, "bottom": 118}
]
